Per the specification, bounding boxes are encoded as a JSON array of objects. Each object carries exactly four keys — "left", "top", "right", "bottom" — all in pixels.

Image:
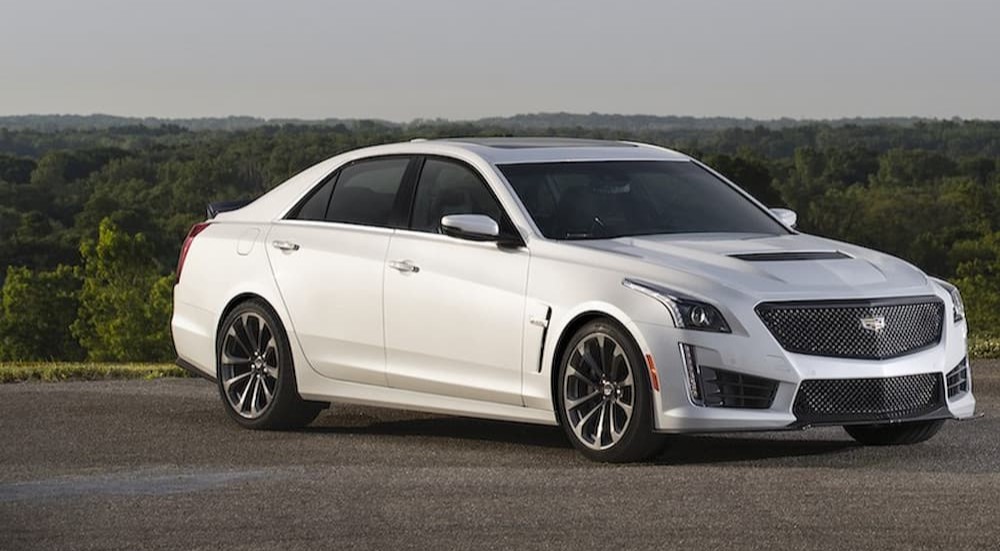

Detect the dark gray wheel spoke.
[
  {"left": 260, "top": 375, "right": 274, "bottom": 402},
  {"left": 223, "top": 371, "right": 251, "bottom": 392},
  {"left": 563, "top": 332, "right": 637, "bottom": 451},
  {"left": 227, "top": 326, "right": 252, "bottom": 357},
  {"left": 259, "top": 324, "right": 272, "bottom": 354},
  {"left": 236, "top": 317, "right": 256, "bottom": 355},
  {"left": 600, "top": 336, "right": 616, "bottom": 376},
  {"left": 566, "top": 389, "right": 600, "bottom": 409},
  {"left": 221, "top": 349, "right": 250, "bottom": 366},
  {"left": 575, "top": 344, "right": 603, "bottom": 382},
  {"left": 567, "top": 362, "right": 598, "bottom": 387}
]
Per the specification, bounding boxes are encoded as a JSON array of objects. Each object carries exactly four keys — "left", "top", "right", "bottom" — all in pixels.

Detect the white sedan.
[{"left": 172, "top": 137, "right": 975, "bottom": 462}]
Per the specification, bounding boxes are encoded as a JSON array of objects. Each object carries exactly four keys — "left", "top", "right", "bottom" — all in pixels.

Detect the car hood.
[{"left": 571, "top": 232, "right": 932, "bottom": 299}]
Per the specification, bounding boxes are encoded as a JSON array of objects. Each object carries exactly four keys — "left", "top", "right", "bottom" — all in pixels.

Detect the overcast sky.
[{"left": 2, "top": 0, "right": 998, "bottom": 121}]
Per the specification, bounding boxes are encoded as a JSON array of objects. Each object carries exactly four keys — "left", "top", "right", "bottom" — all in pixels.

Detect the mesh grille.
[
  {"left": 793, "top": 373, "right": 944, "bottom": 424},
  {"left": 756, "top": 297, "right": 943, "bottom": 359}
]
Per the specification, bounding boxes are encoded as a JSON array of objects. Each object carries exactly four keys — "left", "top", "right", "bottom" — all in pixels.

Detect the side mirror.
[
  {"left": 770, "top": 208, "right": 797, "bottom": 229},
  {"left": 440, "top": 214, "right": 500, "bottom": 241}
]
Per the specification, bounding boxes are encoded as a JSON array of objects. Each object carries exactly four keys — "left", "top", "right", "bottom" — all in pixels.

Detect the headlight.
[
  {"left": 950, "top": 287, "right": 965, "bottom": 323},
  {"left": 931, "top": 278, "right": 965, "bottom": 323},
  {"left": 623, "top": 278, "right": 732, "bottom": 333}
]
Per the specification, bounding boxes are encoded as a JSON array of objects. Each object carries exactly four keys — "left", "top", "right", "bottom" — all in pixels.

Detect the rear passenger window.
[
  {"left": 290, "top": 178, "right": 335, "bottom": 221},
  {"left": 326, "top": 158, "right": 409, "bottom": 227}
]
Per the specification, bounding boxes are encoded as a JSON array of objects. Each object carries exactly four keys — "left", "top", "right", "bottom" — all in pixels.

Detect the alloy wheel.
[
  {"left": 562, "top": 333, "right": 636, "bottom": 450},
  {"left": 220, "top": 312, "right": 280, "bottom": 419}
]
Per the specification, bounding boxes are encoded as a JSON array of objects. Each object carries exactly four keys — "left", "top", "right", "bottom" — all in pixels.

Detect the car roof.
[
  {"left": 433, "top": 137, "right": 638, "bottom": 149},
  {"left": 216, "top": 137, "right": 692, "bottom": 222},
  {"left": 409, "top": 137, "right": 691, "bottom": 164}
]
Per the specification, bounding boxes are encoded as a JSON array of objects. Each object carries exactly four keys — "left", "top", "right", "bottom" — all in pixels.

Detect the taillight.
[{"left": 176, "top": 222, "right": 211, "bottom": 282}]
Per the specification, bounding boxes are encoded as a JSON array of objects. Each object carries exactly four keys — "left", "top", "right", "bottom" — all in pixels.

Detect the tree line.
[{"left": 1, "top": 118, "right": 999, "bottom": 361}]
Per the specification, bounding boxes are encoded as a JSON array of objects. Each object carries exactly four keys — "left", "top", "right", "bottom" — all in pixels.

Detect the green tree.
[
  {"left": 0, "top": 265, "right": 84, "bottom": 360},
  {"left": 71, "top": 218, "right": 175, "bottom": 361}
]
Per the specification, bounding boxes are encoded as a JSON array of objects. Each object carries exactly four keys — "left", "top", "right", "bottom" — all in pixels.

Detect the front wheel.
[
  {"left": 843, "top": 419, "right": 945, "bottom": 446},
  {"left": 556, "top": 320, "right": 665, "bottom": 463},
  {"left": 216, "top": 299, "right": 325, "bottom": 430}
]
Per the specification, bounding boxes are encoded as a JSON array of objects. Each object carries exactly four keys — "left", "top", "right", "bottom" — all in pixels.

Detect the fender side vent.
[{"left": 730, "top": 251, "right": 849, "bottom": 261}]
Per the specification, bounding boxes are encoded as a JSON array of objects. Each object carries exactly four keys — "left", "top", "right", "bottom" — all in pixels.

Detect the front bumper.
[{"left": 638, "top": 318, "right": 976, "bottom": 434}]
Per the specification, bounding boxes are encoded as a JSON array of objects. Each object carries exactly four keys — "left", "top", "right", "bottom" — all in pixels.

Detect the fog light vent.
[
  {"left": 700, "top": 367, "right": 779, "bottom": 409},
  {"left": 678, "top": 344, "right": 778, "bottom": 409},
  {"left": 946, "top": 358, "right": 970, "bottom": 399}
]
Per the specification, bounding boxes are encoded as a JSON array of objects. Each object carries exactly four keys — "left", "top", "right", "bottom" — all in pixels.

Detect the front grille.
[
  {"left": 946, "top": 359, "right": 970, "bottom": 399},
  {"left": 700, "top": 367, "right": 778, "bottom": 409},
  {"left": 793, "top": 373, "right": 944, "bottom": 424},
  {"left": 756, "top": 296, "right": 944, "bottom": 360}
]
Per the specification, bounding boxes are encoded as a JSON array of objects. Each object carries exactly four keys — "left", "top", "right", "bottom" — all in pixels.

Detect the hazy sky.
[{"left": 2, "top": 0, "right": 999, "bottom": 121}]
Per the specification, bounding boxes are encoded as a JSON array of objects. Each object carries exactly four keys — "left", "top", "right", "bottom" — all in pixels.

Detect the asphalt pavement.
[{"left": 1, "top": 362, "right": 999, "bottom": 550}]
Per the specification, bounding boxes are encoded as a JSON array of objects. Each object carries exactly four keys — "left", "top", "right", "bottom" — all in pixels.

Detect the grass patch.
[
  {"left": 0, "top": 362, "right": 190, "bottom": 383},
  {"left": 970, "top": 336, "right": 1000, "bottom": 359}
]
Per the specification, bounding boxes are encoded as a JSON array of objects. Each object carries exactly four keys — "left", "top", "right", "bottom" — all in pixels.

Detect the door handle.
[
  {"left": 272, "top": 240, "right": 300, "bottom": 252},
  {"left": 388, "top": 259, "right": 420, "bottom": 273}
]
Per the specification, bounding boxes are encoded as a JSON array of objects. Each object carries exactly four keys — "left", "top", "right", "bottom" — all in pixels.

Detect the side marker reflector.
[{"left": 645, "top": 354, "right": 661, "bottom": 391}]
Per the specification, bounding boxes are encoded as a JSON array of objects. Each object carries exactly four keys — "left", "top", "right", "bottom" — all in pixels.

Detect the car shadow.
[
  {"left": 302, "top": 413, "right": 859, "bottom": 464},
  {"left": 303, "top": 416, "right": 573, "bottom": 450},
  {"left": 651, "top": 434, "right": 858, "bottom": 466}
]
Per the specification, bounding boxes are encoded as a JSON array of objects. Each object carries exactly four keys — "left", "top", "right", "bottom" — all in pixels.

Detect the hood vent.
[{"left": 729, "top": 251, "right": 850, "bottom": 262}]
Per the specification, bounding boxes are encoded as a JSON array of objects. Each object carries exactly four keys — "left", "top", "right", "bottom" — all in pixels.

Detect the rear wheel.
[
  {"left": 217, "top": 299, "right": 325, "bottom": 430},
  {"left": 556, "top": 319, "right": 665, "bottom": 463},
  {"left": 843, "top": 419, "right": 945, "bottom": 446}
]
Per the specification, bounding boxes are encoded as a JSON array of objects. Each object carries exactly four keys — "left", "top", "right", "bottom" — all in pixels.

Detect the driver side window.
[{"left": 410, "top": 158, "right": 503, "bottom": 233}]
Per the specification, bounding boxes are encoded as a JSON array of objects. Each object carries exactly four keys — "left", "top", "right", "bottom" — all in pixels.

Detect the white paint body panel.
[
  {"left": 172, "top": 139, "right": 975, "bottom": 432},
  {"left": 384, "top": 230, "right": 529, "bottom": 405},
  {"left": 266, "top": 221, "right": 391, "bottom": 386}
]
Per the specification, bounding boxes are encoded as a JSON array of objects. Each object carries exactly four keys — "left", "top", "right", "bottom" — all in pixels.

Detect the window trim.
[{"left": 403, "top": 155, "right": 525, "bottom": 247}]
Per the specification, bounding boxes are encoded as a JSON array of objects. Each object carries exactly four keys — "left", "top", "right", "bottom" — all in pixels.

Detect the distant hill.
[
  {"left": 0, "top": 112, "right": 945, "bottom": 133},
  {"left": 474, "top": 112, "right": 933, "bottom": 131},
  {"left": 0, "top": 114, "right": 397, "bottom": 132}
]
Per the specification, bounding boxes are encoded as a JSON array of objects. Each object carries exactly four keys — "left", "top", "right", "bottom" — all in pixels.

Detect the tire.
[
  {"left": 555, "top": 319, "right": 666, "bottom": 462},
  {"left": 843, "top": 419, "right": 945, "bottom": 446},
  {"left": 216, "top": 299, "right": 325, "bottom": 430}
]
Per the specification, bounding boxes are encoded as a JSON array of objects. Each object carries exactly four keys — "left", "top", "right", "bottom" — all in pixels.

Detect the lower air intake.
[
  {"left": 793, "top": 373, "right": 944, "bottom": 425},
  {"left": 700, "top": 367, "right": 778, "bottom": 409}
]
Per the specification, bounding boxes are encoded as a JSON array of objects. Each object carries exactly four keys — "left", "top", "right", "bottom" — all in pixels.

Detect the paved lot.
[{"left": 1, "top": 362, "right": 998, "bottom": 551}]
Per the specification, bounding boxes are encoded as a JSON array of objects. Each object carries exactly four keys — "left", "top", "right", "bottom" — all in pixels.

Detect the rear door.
[
  {"left": 383, "top": 157, "right": 530, "bottom": 405},
  {"left": 267, "top": 156, "right": 415, "bottom": 385}
]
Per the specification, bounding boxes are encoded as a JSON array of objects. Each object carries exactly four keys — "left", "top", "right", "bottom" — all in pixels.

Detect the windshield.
[{"left": 498, "top": 160, "right": 789, "bottom": 240}]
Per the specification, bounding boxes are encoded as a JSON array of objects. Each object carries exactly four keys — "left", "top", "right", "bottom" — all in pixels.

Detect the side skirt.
[{"left": 299, "top": 380, "right": 559, "bottom": 427}]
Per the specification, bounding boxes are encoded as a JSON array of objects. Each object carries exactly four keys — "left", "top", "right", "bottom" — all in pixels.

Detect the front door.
[{"left": 383, "top": 157, "right": 529, "bottom": 405}]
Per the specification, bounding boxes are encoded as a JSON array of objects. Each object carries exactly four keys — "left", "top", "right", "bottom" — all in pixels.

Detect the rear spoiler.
[{"left": 207, "top": 199, "right": 252, "bottom": 219}]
